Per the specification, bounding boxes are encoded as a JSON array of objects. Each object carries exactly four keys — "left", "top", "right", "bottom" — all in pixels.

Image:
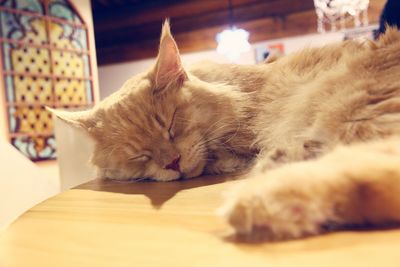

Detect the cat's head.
[{"left": 51, "top": 21, "right": 234, "bottom": 181}]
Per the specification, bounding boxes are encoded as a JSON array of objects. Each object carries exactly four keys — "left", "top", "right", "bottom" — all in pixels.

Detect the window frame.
[{"left": 0, "top": 0, "right": 95, "bottom": 161}]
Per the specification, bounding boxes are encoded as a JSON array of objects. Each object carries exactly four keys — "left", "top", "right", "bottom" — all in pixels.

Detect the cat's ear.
[
  {"left": 47, "top": 107, "right": 96, "bottom": 132},
  {"left": 152, "top": 20, "right": 187, "bottom": 94}
]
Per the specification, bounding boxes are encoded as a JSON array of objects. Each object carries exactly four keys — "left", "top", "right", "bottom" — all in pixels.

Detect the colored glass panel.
[
  {"left": 51, "top": 50, "right": 85, "bottom": 77},
  {"left": 4, "top": 74, "right": 14, "bottom": 102},
  {"left": 0, "top": 11, "right": 48, "bottom": 45},
  {"left": 49, "top": 21, "right": 87, "bottom": 51},
  {"left": 48, "top": 0, "right": 82, "bottom": 24},
  {"left": 8, "top": 105, "right": 53, "bottom": 134},
  {"left": 55, "top": 78, "right": 87, "bottom": 105},
  {"left": 0, "top": 0, "right": 93, "bottom": 161},
  {"left": 11, "top": 75, "right": 53, "bottom": 104},
  {"left": 1, "top": 0, "right": 44, "bottom": 14},
  {"left": 12, "top": 46, "right": 51, "bottom": 74},
  {"left": 12, "top": 136, "right": 56, "bottom": 160},
  {"left": 84, "top": 80, "right": 92, "bottom": 103}
]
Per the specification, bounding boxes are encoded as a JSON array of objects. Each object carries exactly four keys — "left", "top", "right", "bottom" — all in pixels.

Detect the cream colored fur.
[{"left": 54, "top": 21, "right": 400, "bottom": 240}]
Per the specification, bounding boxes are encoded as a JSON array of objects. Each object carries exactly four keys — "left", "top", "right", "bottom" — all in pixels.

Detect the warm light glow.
[{"left": 216, "top": 27, "right": 251, "bottom": 62}]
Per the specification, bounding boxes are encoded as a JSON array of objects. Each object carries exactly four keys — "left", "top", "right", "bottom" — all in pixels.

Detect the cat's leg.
[
  {"left": 220, "top": 137, "right": 400, "bottom": 241},
  {"left": 252, "top": 138, "right": 330, "bottom": 173}
]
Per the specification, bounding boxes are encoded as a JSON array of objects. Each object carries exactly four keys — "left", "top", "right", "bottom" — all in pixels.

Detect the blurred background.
[
  {"left": 0, "top": 0, "right": 392, "bottom": 229},
  {"left": 93, "top": 0, "right": 386, "bottom": 97}
]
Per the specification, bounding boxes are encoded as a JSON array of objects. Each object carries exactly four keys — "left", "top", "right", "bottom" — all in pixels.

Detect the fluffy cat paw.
[
  {"left": 220, "top": 169, "right": 334, "bottom": 241},
  {"left": 221, "top": 139, "right": 400, "bottom": 241}
]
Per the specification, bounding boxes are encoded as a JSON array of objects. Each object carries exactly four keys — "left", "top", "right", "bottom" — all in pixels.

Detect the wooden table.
[{"left": 1, "top": 175, "right": 400, "bottom": 267}]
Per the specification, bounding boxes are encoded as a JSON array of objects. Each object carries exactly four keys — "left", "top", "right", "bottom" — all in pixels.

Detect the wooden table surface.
[{"left": 1, "top": 174, "right": 400, "bottom": 267}]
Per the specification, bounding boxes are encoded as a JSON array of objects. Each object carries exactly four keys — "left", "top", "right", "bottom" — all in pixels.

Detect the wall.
[
  {"left": 98, "top": 48, "right": 255, "bottom": 98},
  {"left": 0, "top": 140, "right": 58, "bottom": 230},
  {"left": 98, "top": 31, "right": 344, "bottom": 98}
]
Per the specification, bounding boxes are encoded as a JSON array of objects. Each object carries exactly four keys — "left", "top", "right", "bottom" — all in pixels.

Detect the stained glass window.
[{"left": 0, "top": 0, "right": 94, "bottom": 161}]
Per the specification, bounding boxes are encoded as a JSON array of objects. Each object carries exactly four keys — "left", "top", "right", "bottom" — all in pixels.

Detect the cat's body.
[
  {"left": 53, "top": 22, "right": 400, "bottom": 240},
  {"left": 191, "top": 35, "right": 400, "bottom": 161}
]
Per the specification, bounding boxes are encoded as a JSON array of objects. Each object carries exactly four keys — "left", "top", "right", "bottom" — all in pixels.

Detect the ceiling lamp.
[
  {"left": 216, "top": 0, "right": 250, "bottom": 61},
  {"left": 314, "top": 0, "right": 370, "bottom": 32}
]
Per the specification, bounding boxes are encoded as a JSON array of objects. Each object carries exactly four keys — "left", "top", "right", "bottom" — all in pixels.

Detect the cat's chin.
[{"left": 153, "top": 171, "right": 182, "bottom": 182}]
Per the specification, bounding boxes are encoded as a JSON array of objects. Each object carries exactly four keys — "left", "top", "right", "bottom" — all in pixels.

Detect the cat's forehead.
[{"left": 95, "top": 72, "right": 186, "bottom": 139}]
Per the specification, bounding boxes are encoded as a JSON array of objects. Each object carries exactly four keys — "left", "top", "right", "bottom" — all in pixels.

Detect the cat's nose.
[{"left": 165, "top": 155, "right": 181, "bottom": 172}]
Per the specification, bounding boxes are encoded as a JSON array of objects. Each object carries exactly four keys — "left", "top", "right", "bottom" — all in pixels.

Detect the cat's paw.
[{"left": 220, "top": 170, "right": 333, "bottom": 241}]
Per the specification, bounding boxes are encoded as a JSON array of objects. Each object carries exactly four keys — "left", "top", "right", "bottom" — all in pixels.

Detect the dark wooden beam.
[
  {"left": 96, "top": 10, "right": 317, "bottom": 65},
  {"left": 94, "top": 0, "right": 315, "bottom": 48},
  {"left": 94, "top": 0, "right": 386, "bottom": 65},
  {"left": 93, "top": 0, "right": 262, "bottom": 32}
]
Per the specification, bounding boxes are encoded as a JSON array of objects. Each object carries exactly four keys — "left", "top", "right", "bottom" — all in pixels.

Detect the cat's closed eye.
[
  {"left": 168, "top": 108, "right": 178, "bottom": 139},
  {"left": 128, "top": 154, "right": 151, "bottom": 162}
]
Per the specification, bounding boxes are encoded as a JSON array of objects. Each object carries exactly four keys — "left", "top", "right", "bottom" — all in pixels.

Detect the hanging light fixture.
[{"left": 216, "top": 0, "right": 251, "bottom": 62}]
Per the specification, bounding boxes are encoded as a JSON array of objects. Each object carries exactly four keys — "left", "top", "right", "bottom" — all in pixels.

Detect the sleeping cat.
[{"left": 52, "top": 21, "right": 400, "bottom": 240}]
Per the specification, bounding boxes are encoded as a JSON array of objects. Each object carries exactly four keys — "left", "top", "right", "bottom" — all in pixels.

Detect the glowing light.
[{"left": 216, "top": 27, "right": 251, "bottom": 62}]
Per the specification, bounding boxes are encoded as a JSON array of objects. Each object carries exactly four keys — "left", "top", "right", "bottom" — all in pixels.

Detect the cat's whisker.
[
  {"left": 204, "top": 119, "right": 242, "bottom": 142},
  {"left": 197, "top": 128, "right": 243, "bottom": 148},
  {"left": 202, "top": 119, "right": 231, "bottom": 139},
  {"left": 131, "top": 177, "right": 152, "bottom": 182},
  {"left": 220, "top": 123, "right": 241, "bottom": 146},
  {"left": 200, "top": 117, "right": 236, "bottom": 137},
  {"left": 198, "top": 126, "right": 240, "bottom": 145}
]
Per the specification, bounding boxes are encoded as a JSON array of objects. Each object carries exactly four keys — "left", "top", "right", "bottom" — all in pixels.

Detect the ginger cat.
[{"left": 52, "top": 21, "right": 400, "bottom": 240}]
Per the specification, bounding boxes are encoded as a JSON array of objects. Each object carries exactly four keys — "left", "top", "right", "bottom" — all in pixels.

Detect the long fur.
[{"left": 54, "top": 22, "right": 400, "bottom": 240}]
